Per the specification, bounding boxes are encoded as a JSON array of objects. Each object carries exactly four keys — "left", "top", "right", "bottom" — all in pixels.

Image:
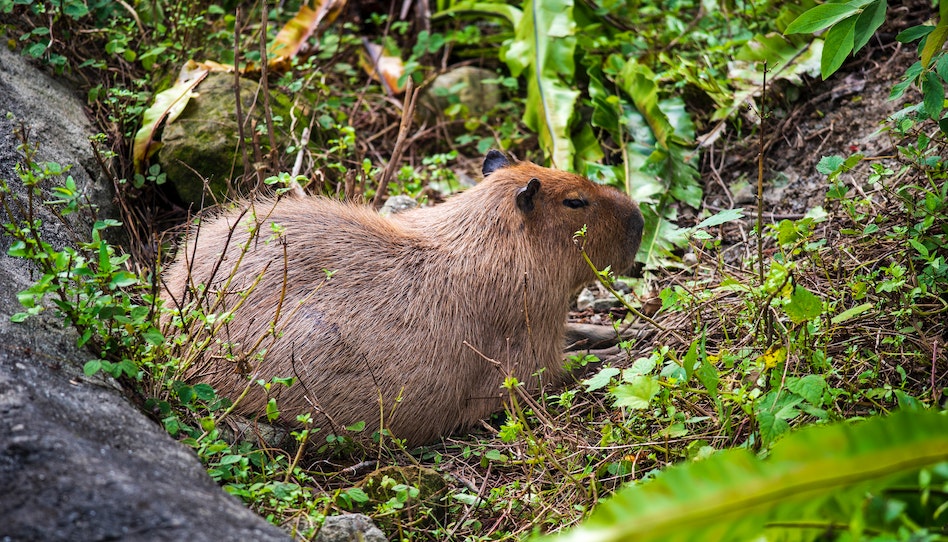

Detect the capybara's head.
[{"left": 480, "top": 150, "right": 644, "bottom": 290}]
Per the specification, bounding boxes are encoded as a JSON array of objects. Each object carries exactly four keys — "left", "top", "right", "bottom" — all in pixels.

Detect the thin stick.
[
  {"left": 374, "top": 77, "right": 419, "bottom": 208},
  {"left": 757, "top": 62, "right": 772, "bottom": 342},
  {"left": 259, "top": 2, "right": 279, "bottom": 175},
  {"left": 233, "top": 6, "right": 252, "bottom": 187},
  {"left": 757, "top": 62, "right": 767, "bottom": 287}
]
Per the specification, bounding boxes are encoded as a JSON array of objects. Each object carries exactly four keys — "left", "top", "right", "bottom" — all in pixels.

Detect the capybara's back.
[{"left": 161, "top": 151, "right": 643, "bottom": 446}]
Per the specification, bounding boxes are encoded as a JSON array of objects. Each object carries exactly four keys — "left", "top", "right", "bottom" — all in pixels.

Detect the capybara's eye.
[{"left": 563, "top": 198, "right": 588, "bottom": 209}]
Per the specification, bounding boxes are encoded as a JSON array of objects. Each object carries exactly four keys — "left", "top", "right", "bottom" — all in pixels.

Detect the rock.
[
  {"left": 577, "top": 284, "right": 622, "bottom": 312},
  {"left": 0, "top": 46, "right": 290, "bottom": 542},
  {"left": 157, "top": 72, "right": 294, "bottom": 207},
  {"left": 314, "top": 514, "right": 388, "bottom": 542},
  {"left": 576, "top": 288, "right": 596, "bottom": 311},
  {"left": 418, "top": 66, "right": 502, "bottom": 123},
  {"left": 379, "top": 194, "right": 418, "bottom": 216},
  {"left": 592, "top": 296, "right": 620, "bottom": 311}
]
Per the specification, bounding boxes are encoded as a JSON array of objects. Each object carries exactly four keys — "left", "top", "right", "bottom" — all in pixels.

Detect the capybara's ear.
[
  {"left": 483, "top": 149, "right": 511, "bottom": 176},
  {"left": 515, "top": 177, "right": 541, "bottom": 213}
]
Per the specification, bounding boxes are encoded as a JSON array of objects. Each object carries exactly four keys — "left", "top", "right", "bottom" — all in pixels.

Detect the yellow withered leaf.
[
  {"left": 360, "top": 39, "right": 405, "bottom": 95},
  {"left": 268, "top": 0, "right": 346, "bottom": 73}
]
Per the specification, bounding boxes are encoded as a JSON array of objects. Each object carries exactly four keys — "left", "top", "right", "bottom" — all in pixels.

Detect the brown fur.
[{"left": 161, "top": 154, "right": 643, "bottom": 447}]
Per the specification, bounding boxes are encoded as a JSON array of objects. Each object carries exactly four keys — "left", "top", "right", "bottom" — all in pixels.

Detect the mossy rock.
[
  {"left": 157, "top": 72, "right": 296, "bottom": 207},
  {"left": 418, "top": 66, "right": 503, "bottom": 124}
]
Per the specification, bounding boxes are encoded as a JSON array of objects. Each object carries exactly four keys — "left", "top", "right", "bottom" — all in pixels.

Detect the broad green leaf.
[
  {"left": 785, "top": 2, "right": 862, "bottom": 35},
  {"left": 821, "top": 14, "right": 857, "bottom": 79},
  {"left": 62, "top": 1, "right": 89, "bottom": 18},
  {"left": 610, "top": 375, "right": 659, "bottom": 410},
  {"left": 617, "top": 60, "right": 672, "bottom": 150},
  {"left": 908, "top": 238, "right": 930, "bottom": 257},
  {"left": 501, "top": 0, "right": 578, "bottom": 168},
  {"left": 786, "top": 375, "right": 828, "bottom": 406},
  {"left": 922, "top": 70, "right": 945, "bottom": 119},
  {"left": 583, "top": 367, "right": 620, "bottom": 392},
  {"left": 83, "top": 359, "right": 102, "bottom": 376},
  {"left": 816, "top": 155, "right": 845, "bottom": 174},
  {"left": 545, "top": 410, "right": 948, "bottom": 542},
  {"left": 694, "top": 355, "right": 719, "bottom": 403},
  {"left": 625, "top": 356, "right": 656, "bottom": 377},
  {"left": 193, "top": 383, "right": 217, "bottom": 401},
  {"left": 784, "top": 285, "right": 823, "bottom": 324},
  {"left": 142, "top": 327, "right": 165, "bottom": 346},
  {"left": 434, "top": 1, "right": 522, "bottom": 27},
  {"left": 637, "top": 203, "right": 688, "bottom": 266},
  {"left": 853, "top": 0, "right": 887, "bottom": 52},
  {"left": 756, "top": 410, "right": 790, "bottom": 446}
]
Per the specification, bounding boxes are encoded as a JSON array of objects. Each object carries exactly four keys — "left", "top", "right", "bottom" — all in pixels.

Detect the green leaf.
[
  {"left": 922, "top": 71, "right": 945, "bottom": 120},
  {"left": 62, "top": 0, "right": 89, "bottom": 18},
  {"left": 500, "top": 0, "right": 578, "bottom": 168},
  {"left": 693, "top": 336, "right": 718, "bottom": 403},
  {"left": 193, "top": 383, "right": 217, "bottom": 401},
  {"left": 831, "top": 302, "right": 873, "bottom": 324},
  {"left": 896, "top": 25, "right": 934, "bottom": 44},
  {"left": 756, "top": 410, "right": 790, "bottom": 446},
  {"left": 617, "top": 60, "right": 672, "bottom": 150},
  {"left": 610, "top": 375, "right": 659, "bottom": 410},
  {"left": 25, "top": 42, "right": 47, "bottom": 58},
  {"left": 783, "top": 285, "right": 823, "bottom": 324},
  {"left": 853, "top": 0, "right": 887, "bottom": 53},
  {"left": 691, "top": 209, "right": 744, "bottom": 232},
  {"left": 785, "top": 3, "right": 862, "bottom": 35},
  {"left": 786, "top": 375, "right": 828, "bottom": 406},
  {"left": 637, "top": 203, "right": 688, "bottom": 266},
  {"left": 10, "top": 312, "right": 30, "bottom": 323},
  {"left": 816, "top": 155, "right": 845, "bottom": 174},
  {"left": 344, "top": 487, "right": 370, "bottom": 504},
  {"left": 266, "top": 398, "right": 280, "bottom": 422},
  {"left": 142, "top": 327, "right": 165, "bottom": 346},
  {"left": 83, "top": 359, "right": 102, "bottom": 376},
  {"left": 544, "top": 410, "right": 948, "bottom": 542},
  {"left": 821, "top": 15, "right": 857, "bottom": 79},
  {"left": 682, "top": 339, "right": 698, "bottom": 384},
  {"left": 434, "top": 1, "right": 522, "bottom": 27},
  {"left": 583, "top": 366, "right": 620, "bottom": 392}
]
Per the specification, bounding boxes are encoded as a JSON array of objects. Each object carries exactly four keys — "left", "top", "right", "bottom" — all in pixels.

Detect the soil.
[{"left": 705, "top": 31, "right": 919, "bottom": 221}]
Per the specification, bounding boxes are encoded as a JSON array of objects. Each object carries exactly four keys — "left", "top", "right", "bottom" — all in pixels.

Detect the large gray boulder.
[{"left": 0, "top": 47, "right": 290, "bottom": 542}]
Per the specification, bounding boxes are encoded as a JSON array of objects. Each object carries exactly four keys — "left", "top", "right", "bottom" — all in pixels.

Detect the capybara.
[{"left": 161, "top": 150, "right": 643, "bottom": 447}]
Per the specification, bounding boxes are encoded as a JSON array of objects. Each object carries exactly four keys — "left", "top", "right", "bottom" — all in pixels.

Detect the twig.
[
  {"left": 258, "top": 2, "right": 279, "bottom": 176},
  {"left": 233, "top": 6, "right": 252, "bottom": 188},
  {"left": 373, "top": 77, "right": 419, "bottom": 208},
  {"left": 756, "top": 62, "right": 773, "bottom": 343}
]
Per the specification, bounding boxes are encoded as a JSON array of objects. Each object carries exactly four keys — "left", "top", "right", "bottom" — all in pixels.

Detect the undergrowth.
[{"left": 1, "top": 0, "right": 947, "bottom": 541}]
